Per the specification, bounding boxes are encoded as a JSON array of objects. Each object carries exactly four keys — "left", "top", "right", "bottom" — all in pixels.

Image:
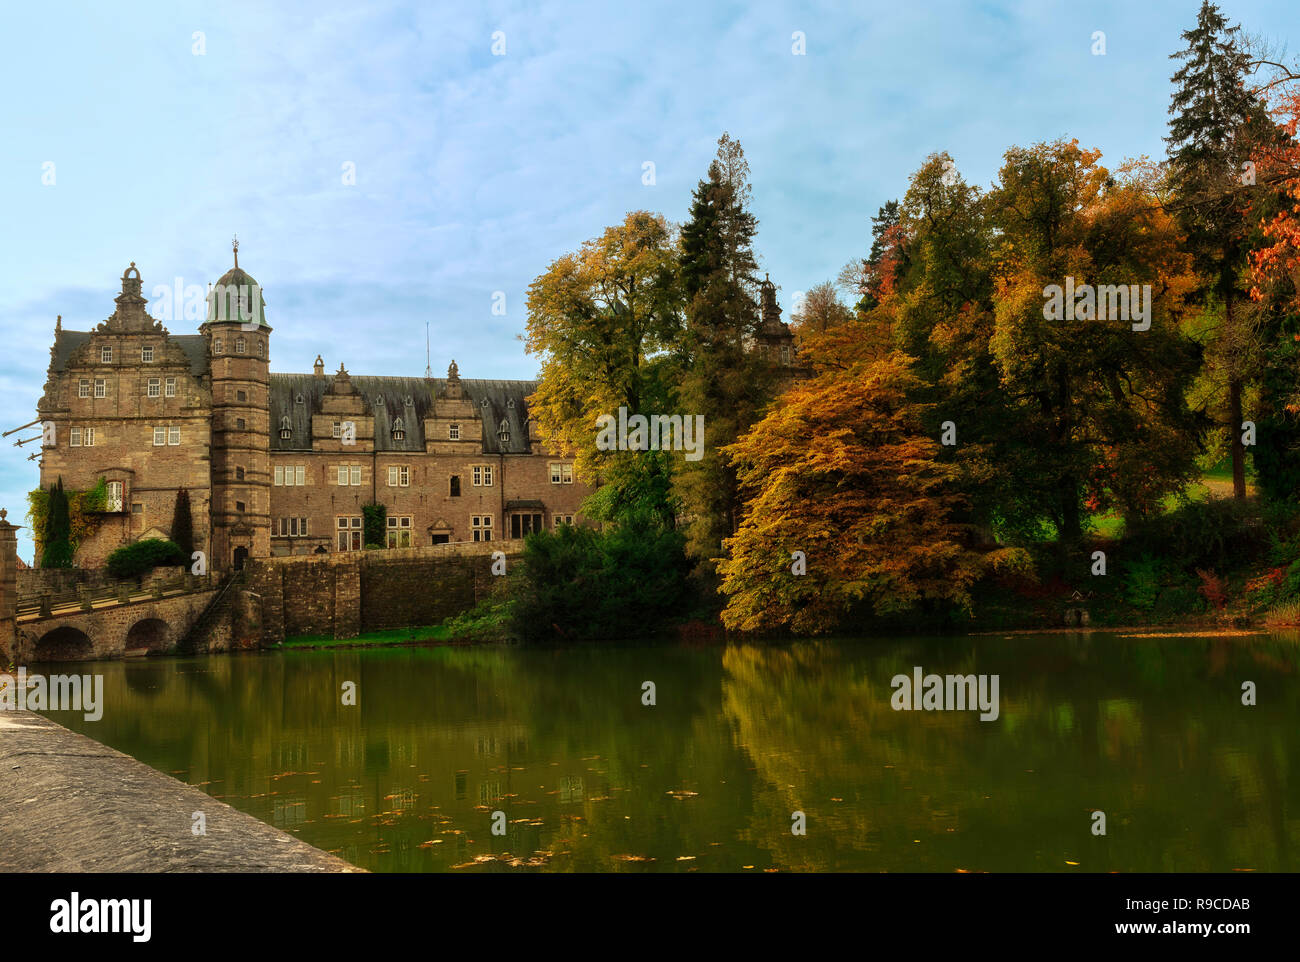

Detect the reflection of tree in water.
[{"left": 720, "top": 637, "right": 1300, "bottom": 871}]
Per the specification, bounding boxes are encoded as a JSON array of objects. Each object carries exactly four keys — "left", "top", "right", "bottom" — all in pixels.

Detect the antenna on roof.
[{"left": 425, "top": 321, "right": 432, "bottom": 380}]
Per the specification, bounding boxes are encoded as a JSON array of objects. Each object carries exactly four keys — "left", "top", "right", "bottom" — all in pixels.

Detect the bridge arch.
[
  {"left": 124, "top": 617, "right": 169, "bottom": 655},
  {"left": 32, "top": 626, "right": 94, "bottom": 662}
]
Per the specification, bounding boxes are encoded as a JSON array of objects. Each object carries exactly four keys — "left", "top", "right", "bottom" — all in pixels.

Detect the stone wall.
[{"left": 247, "top": 539, "right": 518, "bottom": 643}]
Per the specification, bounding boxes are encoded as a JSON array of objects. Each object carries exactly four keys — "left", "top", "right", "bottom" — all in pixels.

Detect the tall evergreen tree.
[
  {"left": 1166, "top": 0, "right": 1274, "bottom": 498},
  {"left": 673, "top": 133, "right": 776, "bottom": 574},
  {"left": 41, "top": 477, "right": 73, "bottom": 569},
  {"left": 170, "top": 486, "right": 194, "bottom": 559}
]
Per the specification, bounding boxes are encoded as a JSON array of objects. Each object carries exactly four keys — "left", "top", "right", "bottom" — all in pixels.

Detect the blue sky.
[{"left": 1, "top": 0, "right": 1295, "bottom": 560}]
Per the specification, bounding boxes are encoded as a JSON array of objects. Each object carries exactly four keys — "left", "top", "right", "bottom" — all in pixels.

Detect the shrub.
[
  {"left": 1124, "top": 498, "right": 1260, "bottom": 572},
  {"left": 1195, "top": 568, "right": 1228, "bottom": 611},
  {"left": 361, "top": 502, "right": 387, "bottom": 549},
  {"left": 1152, "top": 585, "right": 1204, "bottom": 618},
  {"left": 105, "top": 538, "right": 187, "bottom": 581},
  {"left": 1123, "top": 555, "right": 1163, "bottom": 610}
]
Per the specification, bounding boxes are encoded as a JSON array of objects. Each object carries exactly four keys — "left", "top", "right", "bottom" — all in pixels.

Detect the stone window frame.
[
  {"left": 471, "top": 514, "right": 493, "bottom": 542},
  {"left": 83, "top": 427, "right": 95, "bottom": 446},
  {"left": 278, "top": 517, "right": 309, "bottom": 537},
  {"left": 168, "top": 426, "right": 181, "bottom": 445},
  {"left": 147, "top": 377, "right": 161, "bottom": 397},
  {"left": 235, "top": 337, "right": 246, "bottom": 355},
  {"left": 70, "top": 427, "right": 82, "bottom": 447},
  {"left": 336, "top": 465, "right": 362, "bottom": 486},
  {"left": 386, "top": 515, "right": 413, "bottom": 548},
  {"left": 153, "top": 426, "right": 167, "bottom": 446},
  {"left": 449, "top": 423, "right": 460, "bottom": 440},
  {"left": 336, "top": 515, "right": 363, "bottom": 551},
  {"left": 94, "top": 379, "right": 107, "bottom": 398},
  {"left": 164, "top": 377, "right": 176, "bottom": 397},
  {"left": 449, "top": 475, "right": 461, "bottom": 497},
  {"left": 142, "top": 345, "right": 154, "bottom": 363},
  {"left": 549, "top": 462, "right": 573, "bottom": 484},
  {"left": 78, "top": 379, "right": 90, "bottom": 398},
  {"left": 101, "top": 345, "right": 113, "bottom": 363},
  {"left": 214, "top": 337, "right": 223, "bottom": 354},
  {"left": 387, "top": 465, "right": 410, "bottom": 487},
  {"left": 553, "top": 514, "right": 575, "bottom": 530},
  {"left": 471, "top": 464, "right": 493, "bottom": 487},
  {"left": 106, "top": 481, "right": 124, "bottom": 512}
]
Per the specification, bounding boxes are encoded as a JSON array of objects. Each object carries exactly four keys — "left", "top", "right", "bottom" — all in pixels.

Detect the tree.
[
  {"left": 525, "top": 210, "right": 683, "bottom": 526},
  {"left": 673, "top": 133, "right": 777, "bottom": 570},
  {"left": 988, "top": 141, "right": 1202, "bottom": 544},
  {"left": 170, "top": 487, "right": 194, "bottom": 559},
  {"left": 718, "top": 347, "right": 1012, "bottom": 634},
  {"left": 1166, "top": 1, "right": 1275, "bottom": 498},
  {"left": 41, "top": 477, "right": 73, "bottom": 569}
]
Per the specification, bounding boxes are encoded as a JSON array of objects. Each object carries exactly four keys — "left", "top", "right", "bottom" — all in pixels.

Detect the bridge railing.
[{"left": 16, "top": 572, "right": 218, "bottom": 619}]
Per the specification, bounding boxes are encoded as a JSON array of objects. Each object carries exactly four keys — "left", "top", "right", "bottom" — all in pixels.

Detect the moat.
[{"left": 36, "top": 634, "right": 1300, "bottom": 872}]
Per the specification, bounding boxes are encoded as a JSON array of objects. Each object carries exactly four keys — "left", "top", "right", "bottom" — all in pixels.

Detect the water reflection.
[{"left": 36, "top": 634, "right": 1300, "bottom": 872}]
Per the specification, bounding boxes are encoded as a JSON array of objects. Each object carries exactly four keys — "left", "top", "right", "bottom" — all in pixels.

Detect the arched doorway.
[
  {"left": 233, "top": 546, "right": 248, "bottom": 570},
  {"left": 33, "top": 626, "right": 94, "bottom": 662},
  {"left": 124, "top": 617, "right": 168, "bottom": 655}
]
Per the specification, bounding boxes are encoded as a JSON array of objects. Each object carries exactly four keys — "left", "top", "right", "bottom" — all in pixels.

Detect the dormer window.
[
  {"left": 391, "top": 417, "right": 405, "bottom": 441},
  {"left": 497, "top": 419, "right": 510, "bottom": 444},
  {"left": 295, "top": 393, "right": 304, "bottom": 404},
  {"left": 279, "top": 416, "right": 292, "bottom": 440}
]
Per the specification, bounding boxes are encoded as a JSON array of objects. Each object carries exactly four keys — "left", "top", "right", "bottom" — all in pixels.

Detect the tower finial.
[
  {"left": 232, "top": 234, "right": 239, "bottom": 269},
  {"left": 425, "top": 322, "right": 432, "bottom": 380}
]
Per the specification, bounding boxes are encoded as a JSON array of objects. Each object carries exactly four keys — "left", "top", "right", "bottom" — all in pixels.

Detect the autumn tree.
[
  {"left": 525, "top": 210, "right": 684, "bottom": 525},
  {"left": 718, "top": 341, "right": 1015, "bottom": 635},
  {"left": 987, "top": 141, "right": 1202, "bottom": 545}
]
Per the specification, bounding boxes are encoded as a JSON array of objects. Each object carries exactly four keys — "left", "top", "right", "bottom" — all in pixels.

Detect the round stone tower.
[{"left": 200, "top": 239, "right": 272, "bottom": 570}]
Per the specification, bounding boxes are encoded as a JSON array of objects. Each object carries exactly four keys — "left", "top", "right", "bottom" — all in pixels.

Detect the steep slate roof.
[
  {"left": 268, "top": 373, "right": 538, "bottom": 454},
  {"left": 49, "top": 331, "right": 210, "bottom": 376}
]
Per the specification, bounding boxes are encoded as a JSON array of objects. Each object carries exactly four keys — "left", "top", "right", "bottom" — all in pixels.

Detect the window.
[
  {"left": 471, "top": 515, "right": 493, "bottom": 542},
  {"left": 154, "top": 427, "right": 167, "bottom": 446},
  {"left": 236, "top": 389, "right": 247, "bottom": 402},
  {"left": 235, "top": 417, "right": 246, "bottom": 430},
  {"left": 449, "top": 423, "right": 460, "bottom": 440},
  {"left": 449, "top": 475, "right": 461, "bottom": 497},
  {"left": 332, "top": 421, "right": 342, "bottom": 439},
  {"left": 70, "top": 427, "right": 82, "bottom": 447},
  {"left": 236, "top": 466, "right": 245, "bottom": 480},
  {"left": 168, "top": 426, "right": 180, "bottom": 445},
  {"left": 275, "top": 465, "right": 305, "bottom": 486},
  {"left": 132, "top": 503, "right": 143, "bottom": 515},
  {"left": 279, "top": 416, "right": 292, "bottom": 440},
  {"left": 278, "top": 518, "right": 309, "bottom": 537},
  {"left": 78, "top": 379, "right": 90, "bottom": 398},
  {"left": 391, "top": 418, "right": 405, "bottom": 442},
  {"left": 236, "top": 501, "right": 246, "bottom": 513},
  {"left": 94, "top": 379, "right": 106, "bottom": 398},
  {"left": 142, "top": 345, "right": 154, "bottom": 362},
  {"left": 147, "top": 378, "right": 160, "bottom": 397},
  {"left": 388, "top": 465, "right": 409, "bottom": 487},
  {"left": 256, "top": 340, "right": 264, "bottom": 357},
  {"left": 553, "top": 514, "right": 575, "bottom": 530},
  {"left": 165, "top": 377, "right": 176, "bottom": 397},
  {"left": 337, "top": 466, "right": 362, "bottom": 486},
  {"left": 510, "top": 513, "right": 543, "bottom": 539},
  {"left": 106, "top": 481, "right": 123, "bottom": 512},
  {"left": 83, "top": 427, "right": 95, "bottom": 446},
  {"left": 235, "top": 337, "right": 246, "bottom": 354},
  {"left": 214, "top": 337, "right": 223, "bottom": 354},
  {"left": 780, "top": 344, "right": 792, "bottom": 365},
  {"left": 386, "top": 516, "right": 412, "bottom": 548},
  {"left": 550, "top": 463, "right": 573, "bottom": 484},
  {"left": 337, "top": 516, "right": 363, "bottom": 551},
  {"left": 101, "top": 346, "right": 112, "bottom": 363},
  {"left": 472, "top": 465, "right": 493, "bottom": 487}
]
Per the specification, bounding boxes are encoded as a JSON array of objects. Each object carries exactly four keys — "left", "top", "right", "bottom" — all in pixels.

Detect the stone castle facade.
[{"left": 35, "top": 254, "right": 591, "bottom": 571}]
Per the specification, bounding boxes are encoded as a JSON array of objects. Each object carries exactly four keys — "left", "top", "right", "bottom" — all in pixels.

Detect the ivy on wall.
[{"left": 26, "top": 476, "right": 109, "bottom": 562}]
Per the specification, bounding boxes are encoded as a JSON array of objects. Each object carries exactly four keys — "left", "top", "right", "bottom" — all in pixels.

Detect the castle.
[{"left": 35, "top": 250, "right": 591, "bottom": 571}]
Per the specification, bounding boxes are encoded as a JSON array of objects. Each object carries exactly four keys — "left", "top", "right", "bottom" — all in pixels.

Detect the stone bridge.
[{"left": 10, "top": 588, "right": 220, "bottom": 663}]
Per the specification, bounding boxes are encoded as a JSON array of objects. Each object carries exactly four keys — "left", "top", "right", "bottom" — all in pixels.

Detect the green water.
[{"left": 37, "top": 634, "right": 1300, "bottom": 872}]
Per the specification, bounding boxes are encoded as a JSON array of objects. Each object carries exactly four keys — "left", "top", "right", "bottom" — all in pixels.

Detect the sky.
[{"left": 1, "top": 0, "right": 1296, "bottom": 561}]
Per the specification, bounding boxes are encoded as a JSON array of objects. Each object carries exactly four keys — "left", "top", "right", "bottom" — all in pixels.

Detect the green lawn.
[
  {"left": 1087, "top": 457, "right": 1255, "bottom": 540},
  {"left": 281, "top": 624, "right": 451, "bottom": 648}
]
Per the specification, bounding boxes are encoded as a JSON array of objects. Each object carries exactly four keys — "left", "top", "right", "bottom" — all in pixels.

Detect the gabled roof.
[
  {"left": 268, "top": 373, "right": 538, "bottom": 454},
  {"left": 49, "top": 331, "right": 210, "bottom": 376}
]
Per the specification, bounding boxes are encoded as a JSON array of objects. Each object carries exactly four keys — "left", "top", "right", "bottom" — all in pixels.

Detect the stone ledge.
[{"left": 0, "top": 711, "right": 361, "bottom": 873}]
